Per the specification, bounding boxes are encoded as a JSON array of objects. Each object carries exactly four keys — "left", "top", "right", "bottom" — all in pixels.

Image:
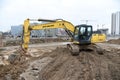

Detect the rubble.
[{"left": 20, "top": 57, "right": 53, "bottom": 80}]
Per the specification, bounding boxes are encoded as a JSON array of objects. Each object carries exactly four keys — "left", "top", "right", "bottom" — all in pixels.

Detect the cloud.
[{"left": 0, "top": 0, "right": 120, "bottom": 32}]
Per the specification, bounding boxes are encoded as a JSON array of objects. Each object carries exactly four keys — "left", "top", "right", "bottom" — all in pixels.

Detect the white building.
[
  {"left": 111, "top": 11, "right": 120, "bottom": 35},
  {"left": 11, "top": 25, "right": 65, "bottom": 38},
  {"left": 11, "top": 25, "right": 23, "bottom": 38}
]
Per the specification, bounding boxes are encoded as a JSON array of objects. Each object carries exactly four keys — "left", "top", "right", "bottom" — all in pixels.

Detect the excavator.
[{"left": 21, "top": 18, "right": 106, "bottom": 55}]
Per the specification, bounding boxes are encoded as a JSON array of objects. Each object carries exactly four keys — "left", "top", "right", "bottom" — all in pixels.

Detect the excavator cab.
[{"left": 73, "top": 24, "right": 93, "bottom": 45}]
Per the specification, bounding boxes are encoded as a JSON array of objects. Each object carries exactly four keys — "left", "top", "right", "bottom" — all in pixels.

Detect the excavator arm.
[{"left": 22, "top": 19, "right": 75, "bottom": 51}]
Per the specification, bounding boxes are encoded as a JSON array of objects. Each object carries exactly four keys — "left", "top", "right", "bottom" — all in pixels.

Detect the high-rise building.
[{"left": 111, "top": 11, "right": 120, "bottom": 35}]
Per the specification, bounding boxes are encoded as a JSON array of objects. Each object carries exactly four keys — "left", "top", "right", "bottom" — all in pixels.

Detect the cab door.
[{"left": 73, "top": 25, "right": 93, "bottom": 45}]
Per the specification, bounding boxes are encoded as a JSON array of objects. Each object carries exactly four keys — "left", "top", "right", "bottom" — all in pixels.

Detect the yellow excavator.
[{"left": 22, "top": 18, "right": 106, "bottom": 55}]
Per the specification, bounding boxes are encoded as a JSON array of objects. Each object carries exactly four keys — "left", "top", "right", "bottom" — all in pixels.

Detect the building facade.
[
  {"left": 111, "top": 11, "right": 120, "bottom": 35},
  {"left": 97, "top": 28, "right": 109, "bottom": 35},
  {"left": 11, "top": 25, "right": 23, "bottom": 38},
  {"left": 11, "top": 25, "right": 67, "bottom": 38}
]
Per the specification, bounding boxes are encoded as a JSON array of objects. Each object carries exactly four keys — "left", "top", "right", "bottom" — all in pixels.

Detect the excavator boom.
[{"left": 22, "top": 19, "right": 75, "bottom": 50}]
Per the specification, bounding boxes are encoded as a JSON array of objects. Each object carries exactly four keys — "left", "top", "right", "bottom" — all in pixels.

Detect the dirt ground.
[
  {"left": 38, "top": 46, "right": 120, "bottom": 80},
  {"left": 4, "top": 38, "right": 67, "bottom": 47},
  {"left": 0, "top": 42, "right": 120, "bottom": 80},
  {"left": 107, "top": 38, "right": 120, "bottom": 44}
]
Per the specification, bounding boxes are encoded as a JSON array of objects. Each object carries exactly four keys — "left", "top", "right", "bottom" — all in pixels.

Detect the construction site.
[{"left": 0, "top": 18, "right": 120, "bottom": 80}]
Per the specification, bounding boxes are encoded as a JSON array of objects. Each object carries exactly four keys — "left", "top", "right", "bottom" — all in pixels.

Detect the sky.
[{"left": 0, "top": 0, "right": 120, "bottom": 33}]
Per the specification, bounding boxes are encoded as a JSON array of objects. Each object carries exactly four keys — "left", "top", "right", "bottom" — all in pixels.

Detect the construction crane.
[
  {"left": 80, "top": 20, "right": 96, "bottom": 24},
  {"left": 21, "top": 18, "right": 106, "bottom": 55}
]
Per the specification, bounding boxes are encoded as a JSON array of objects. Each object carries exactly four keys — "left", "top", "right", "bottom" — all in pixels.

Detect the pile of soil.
[
  {"left": 0, "top": 58, "right": 28, "bottom": 80},
  {"left": 39, "top": 47, "right": 120, "bottom": 80},
  {"left": 0, "top": 46, "right": 120, "bottom": 80},
  {"left": 0, "top": 48, "right": 29, "bottom": 80},
  {"left": 107, "top": 38, "right": 120, "bottom": 44}
]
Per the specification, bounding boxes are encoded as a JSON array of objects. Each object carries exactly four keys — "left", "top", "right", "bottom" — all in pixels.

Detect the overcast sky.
[{"left": 0, "top": 0, "right": 120, "bottom": 32}]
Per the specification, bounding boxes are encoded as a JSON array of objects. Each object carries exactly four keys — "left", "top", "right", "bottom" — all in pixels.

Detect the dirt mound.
[
  {"left": 0, "top": 45, "right": 120, "bottom": 80},
  {"left": 0, "top": 58, "right": 28, "bottom": 80},
  {"left": 0, "top": 48, "right": 29, "bottom": 80},
  {"left": 39, "top": 47, "right": 120, "bottom": 80},
  {"left": 107, "top": 38, "right": 120, "bottom": 44}
]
